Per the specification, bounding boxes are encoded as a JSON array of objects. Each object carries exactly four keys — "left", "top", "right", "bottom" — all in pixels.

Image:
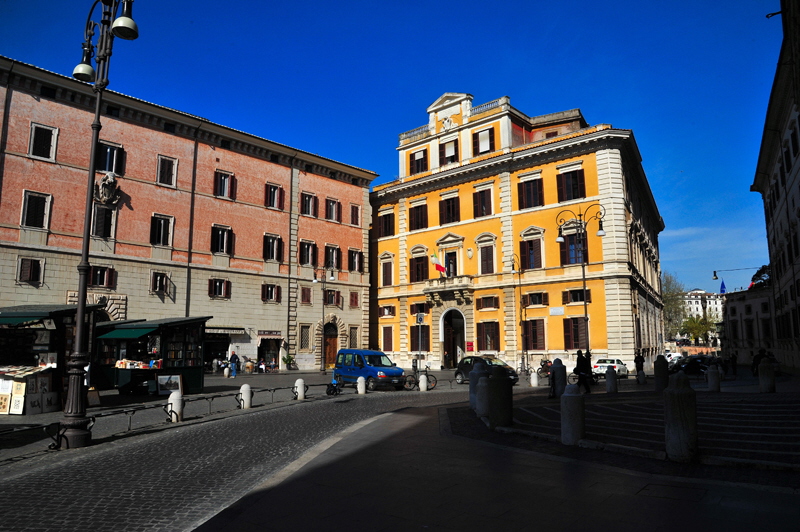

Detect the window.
[
  {"left": 214, "top": 171, "right": 235, "bottom": 199},
  {"left": 409, "top": 204, "right": 428, "bottom": 231},
  {"left": 18, "top": 258, "right": 43, "bottom": 285},
  {"left": 151, "top": 271, "right": 170, "bottom": 295},
  {"left": 411, "top": 302, "right": 428, "bottom": 315},
  {"left": 382, "top": 326, "right": 393, "bottom": 352},
  {"left": 518, "top": 179, "right": 544, "bottom": 209},
  {"left": 563, "top": 289, "right": 591, "bottom": 304},
  {"left": 523, "top": 319, "right": 545, "bottom": 350},
  {"left": 29, "top": 124, "right": 57, "bottom": 160},
  {"left": 263, "top": 234, "right": 284, "bottom": 262},
  {"left": 409, "top": 149, "right": 428, "bottom": 174},
  {"left": 349, "top": 292, "right": 360, "bottom": 308},
  {"left": 299, "top": 241, "right": 317, "bottom": 266},
  {"left": 523, "top": 292, "right": 549, "bottom": 306},
  {"left": 208, "top": 278, "right": 231, "bottom": 298},
  {"left": 563, "top": 317, "right": 586, "bottom": 350},
  {"left": 300, "top": 325, "right": 311, "bottom": 349},
  {"left": 520, "top": 239, "right": 543, "bottom": 269},
  {"left": 479, "top": 245, "right": 494, "bottom": 275},
  {"left": 325, "top": 199, "right": 342, "bottom": 222},
  {"left": 377, "top": 212, "right": 395, "bottom": 237},
  {"left": 791, "top": 128, "right": 799, "bottom": 158},
  {"left": 761, "top": 302, "right": 769, "bottom": 313},
  {"left": 439, "top": 139, "right": 458, "bottom": 165},
  {"left": 382, "top": 261, "right": 393, "bottom": 286},
  {"left": 445, "top": 251, "right": 457, "bottom": 277},
  {"left": 472, "top": 128, "right": 495, "bottom": 155},
  {"left": 545, "top": 131, "right": 558, "bottom": 139},
  {"left": 89, "top": 266, "right": 115, "bottom": 288},
  {"left": 324, "top": 289, "right": 341, "bottom": 307},
  {"left": 409, "top": 256, "right": 429, "bottom": 283},
  {"left": 476, "top": 296, "right": 499, "bottom": 310},
  {"left": 22, "top": 191, "right": 50, "bottom": 229},
  {"left": 150, "top": 214, "right": 172, "bottom": 246},
  {"left": 265, "top": 184, "right": 284, "bottom": 209},
  {"left": 301, "top": 193, "right": 318, "bottom": 216},
  {"left": 261, "top": 284, "right": 282, "bottom": 302},
  {"left": 477, "top": 322, "right": 499, "bottom": 351},
  {"left": 439, "top": 196, "right": 460, "bottom": 225},
  {"left": 380, "top": 305, "right": 396, "bottom": 317},
  {"left": 556, "top": 169, "right": 586, "bottom": 202},
  {"left": 349, "top": 326, "right": 359, "bottom": 348},
  {"left": 350, "top": 205, "right": 360, "bottom": 226},
  {"left": 96, "top": 142, "right": 125, "bottom": 174},
  {"left": 157, "top": 156, "right": 177, "bottom": 186},
  {"left": 348, "top": 249, "right": 363, "bottom": 272},
  {"left": 301, "top": 287, "right": 312, "bottom": 304},
  {"left": 559, "top": 233, "right": 586, "bottom": 265},
  {"left": 211, "top": 225, "right": 233, "bottom": 255},
  {"left": 410, "top": 325, "right": 431, "bottom": 351},
  {"left": 473, "top": 189, "right": 492, "bottom": 218},
  {"left": 93, "top": 205, "right": 115, "bottom": 239},
  {"left": 325, "top": 246, "right": 342, "bottom": 269}
]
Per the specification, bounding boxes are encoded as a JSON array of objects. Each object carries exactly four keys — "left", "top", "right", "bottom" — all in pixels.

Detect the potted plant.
[{"left": 281, "top": 354, "right": 296, "bottom": 370}]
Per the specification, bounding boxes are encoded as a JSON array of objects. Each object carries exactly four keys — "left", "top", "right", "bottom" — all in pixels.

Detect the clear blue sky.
[{"left": 0, "top": 0, "right": 783, "bottom": 294}]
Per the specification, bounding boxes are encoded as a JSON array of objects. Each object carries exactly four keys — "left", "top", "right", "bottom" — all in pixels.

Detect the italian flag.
[{"left": 431, "top": 253, "right": 446, "bottom": 273}]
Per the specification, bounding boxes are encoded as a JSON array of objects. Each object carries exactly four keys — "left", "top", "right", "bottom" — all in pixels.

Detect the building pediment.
[
  {"left": 436, "top": 232, "right": 465, "bottom": 247},
  {"left": 520, "top": 226, "right": 546, "bottom": 239},
  {"left": 427, "top": 93, "right": 473, "bottom": 114}
]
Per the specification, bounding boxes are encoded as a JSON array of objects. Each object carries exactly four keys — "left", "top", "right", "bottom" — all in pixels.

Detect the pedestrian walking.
[
  {"left": 229, "top": 351, "right": 239, "bottom": 378},
  {"left": 576, "top": 350, "right": 591, "bottom": 394},
  {"left": 634, "top": 352, "right": 644, "bottom": 374},
  {"left": 730, "top": 352, "right": 738, "bottom": 376}
]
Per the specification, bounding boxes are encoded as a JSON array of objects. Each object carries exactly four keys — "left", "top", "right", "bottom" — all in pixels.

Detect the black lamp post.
[
  {"left": 313, "top": 264, "right": 335, "bottom": 375},
  {"left": 555, "top": 204, "right": 605, "bottom": 358},
  {"left": 510, "top": 254, "right": 526, "bottom": 368},
  {"left": 62, "top": 0, "right": 138, "bottom": 449}
]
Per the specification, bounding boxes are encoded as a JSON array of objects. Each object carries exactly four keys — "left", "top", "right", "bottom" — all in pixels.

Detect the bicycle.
[
  {"left": 403, "top": 365, "right": 437, "bottom": 391},
  {"left": 536, "top": 359, "right": 552, "bottom": 378},
  {"left": 568, "top": 371, "right": 599, "bottom": 385},
  {"left": 517, "top": 358, "right": 532, "bottom": 377}
]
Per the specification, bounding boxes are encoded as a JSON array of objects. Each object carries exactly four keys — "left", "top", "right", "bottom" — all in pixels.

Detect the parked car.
[
  {"left": 592, "top": 358, "right": 629, "bottom": 378},
  {"left": 454, "top": 356, "right": 519, "bottom": 385},
  {"left": 332, "top": 349, "right": 405, "bottom": 391},
  {"left": 669, "top": 354, "right": 710, "bottom": 376}
]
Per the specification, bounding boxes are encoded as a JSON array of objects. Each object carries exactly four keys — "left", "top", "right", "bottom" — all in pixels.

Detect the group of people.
[{"left": 216, "top": 352, "right": 277, "bottom": 377}]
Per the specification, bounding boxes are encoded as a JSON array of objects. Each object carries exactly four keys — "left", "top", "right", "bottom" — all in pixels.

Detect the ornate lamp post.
[
  {"left": 62, "top": 0, "right": 138, "bottom": 448},
  {"left": 313, "top": 264, "right": 335, "bottom": 374},
  {"left": 555, "top": 204, "right": 605, "bottom": 358}
]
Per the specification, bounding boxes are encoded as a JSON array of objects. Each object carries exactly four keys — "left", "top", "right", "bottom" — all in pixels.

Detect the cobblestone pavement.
[{"left": 0, "top": 387, "right": 475, "bottom": 532}]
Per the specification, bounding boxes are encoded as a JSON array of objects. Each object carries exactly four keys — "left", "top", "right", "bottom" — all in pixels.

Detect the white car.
[{"left": 592, "top": 358, "right": 629, "bottom": 378}]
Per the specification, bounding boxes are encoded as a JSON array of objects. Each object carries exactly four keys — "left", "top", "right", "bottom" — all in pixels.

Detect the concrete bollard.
[
  {"left": 419, "top": 374, "right": 429, "bottom": 392},
  {"left": 663, "top": 371, "right": 697, "bottom": 463},
  {"left": 531, "top": 371, "right": 539, "bottom": 388},
  {"left": 758, "top": 359, "right": 776, "bottom": 393},
  {"left": 636, "top": 370, "right": 646, "bottom": 385},
  {"left": 356, "top": 376, "right": 366, "bottom": 395},
  {"left": 469, "top": 362, "right": 489, "bottom": 410},
  {"left": 239, "top": 384, "right": 252, "bottom": 408},
  {"left": 551, "top": 358, "right": 567, "bottom": 398},
  {"left": 475, "top": 376, "right": 490, "bottom": 418},
  {"left": 560, "top": 384, "right": 585, "bottom": 445},
  {"left": 605, "top": 367, "right": 618, "bottom": 393},
  {"left": 487, "top": 366, "right": 513, "bottom": 428},
  {"left": 167, "top": 390, "right": 183, "bottom": 422},
  {"left": 706, "top": 365, "right": 720, "bottom": 392},
  {"left": 223, "top": 366, "right": 230, "bottom": 379},
  {"left": 654, "top": 355, "right": 669, "bottom": 392},
  {"left": 295, "top": 378, "right": 305, "bottom": 400}
]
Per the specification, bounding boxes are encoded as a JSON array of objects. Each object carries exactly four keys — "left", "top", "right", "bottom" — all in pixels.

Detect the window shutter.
[
  {"left": 20, "top": 259, "right": 32, "bottom": 282},
  {"left": 262, "top": 235, "right": 269, "bottom": 260},
  {"left": 563, "top": 319, "right": 572, "bottom": 350},
  {"left": 454, "top": 197, "right": 460, "bottom": 222},
  {"left": 227, "top": 230, "right": 235, "bottom": 255},
  {"left": 585, "top": 289, "right": 592, "bottom": 303},
  {"left": 534, "top": 179, "right": 543, "bottom": 206},
  {"left": 336, "top": 248, "right": 342, "bottom": 269},
  {"left": 439, "top": 200, "right": 445, "bottom": 225},
  {"left": 336, "top": 291, "right": 342, "bottom": 307},
  {"left": 472, "top": 132, "right": 479, "bottom": 155},
  {"left": 276, "top": 285, "right": 282, "bottom": 303},
  {"left": 521, "top": 294, "right": 528, "bottom": 307},
  {"left": 105, "top": 268, "right": 116, "bottom": 288},
  {"left": 230, "top": 175, "right": 237, "bottom": 200},
  {"left": 439, "top": 143, "right": 445, "bottom": 166},
  {"left": 473, "top": 191, "right": 480, "bottom": 218},
  {"left": 408, "top": 152, "right": 414, "bottom": 174},
  {"left": 536, "top": 320, "right": 545, "bottom": 350},
  {"left": 150, "top": 217, "right": 161, "bottom": 245},
  {"left": 543, "top": 293, "right": 549, "bottom": 306},
  {"left": 261, "top": 284, "right": 268, "bottom": 301},
  {"left": 532, "top": 239, "right": 542, "bottom": 269},
  {"left": 476, "top": 298, "right": 483, "bottom": 310},
  {"left": 477, "top": 322, "right": 486, "bottom": 351},
  {"left": 556, "top": 173, "right": 565, "bottom": 202},
  {"left": 208, "top": 278, "right": 214, "bottom": 297},
  {"left": 422, "top": 150, "right": 428, "bottom": 172},
  {"left": 492, "top": 297, "right": 499, "bottom": 308},
  {"left": 560, "top": 241, "right": 568, "bottom": 265},
  {"left": 313, "top": 196, "right": 318, "bottom": 217},
  {"left": 488, "top": 129, "right": 495, "bottom": 151},
  {"left": 517, "top": 182, "right": 526, "bottom": 209},
  {"left": 336, "top": 201, "right": 342, "bottom": 223},
  {"left": 278, "top": 187, "right": 285, "bottom": 210},
  {"left": 278, "top": 238, "right": 284, "bottom": 263},
  {"left": 312, "top": 244, "right": 318, "bottom": 267},
  {"left": 421, "top": 205, "right": 428, "bottom": 228},
  {"left": 576, "top": 169, "right": 585, "bottom": 198},
  {"left": 562, "top": 291, "right": 569, "bottom": 305}
]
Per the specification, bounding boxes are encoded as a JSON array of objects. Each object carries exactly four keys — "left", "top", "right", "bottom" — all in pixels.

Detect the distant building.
[
  {"left": 751, "top": 0, "right": 800, "bottom": 373},
  {"left": 683, "top": 289, "right": 724, "bottom": 320},
  {"left": 720, "top": 288, "right": 773, "bottom": 361},
  {"left": 370, "top": 93, "right": 663, "bottom": 370}
]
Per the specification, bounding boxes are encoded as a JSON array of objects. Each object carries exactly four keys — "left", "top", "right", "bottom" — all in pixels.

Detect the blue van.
[{"left": 333, "top": 349, "right": 405, "bottom": 391}]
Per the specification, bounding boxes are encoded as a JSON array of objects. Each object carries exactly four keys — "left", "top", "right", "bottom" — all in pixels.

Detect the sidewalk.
[{"left": 195, "top": 371, "right": 800, "bottom": 532}]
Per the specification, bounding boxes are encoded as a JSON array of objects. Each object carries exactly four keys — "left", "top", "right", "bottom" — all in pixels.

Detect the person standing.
[
  {"left": 730, "top": 352, "right": 738, "bottom": 376},
  {"left": 229, "top": 351, "right": 239, "bottom": 378},
  {"left": 576, "top": 350, "right": 591, "bottom": 394},
  {"left": 634, "top": 351, "right": 645, "bottom": 374}
]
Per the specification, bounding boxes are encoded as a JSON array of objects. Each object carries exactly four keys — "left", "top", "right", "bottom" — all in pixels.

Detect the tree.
[
  {"left": 680, "top": 314, "right": 716, "bottom": 345},
  {"left": 750, "top": 264, "right": 770, "bottom": 290},
  {"left": 661, "top": 271, "right": 686, "bottom": 339}
]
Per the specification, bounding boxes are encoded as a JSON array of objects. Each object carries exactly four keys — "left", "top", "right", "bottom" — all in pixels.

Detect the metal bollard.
[
  {"left": 469, "top": 362, "right": 489, "bottom": 410},
  {"left": 758, "top": 359, "right": 776, "bottom": 393},
  {"left": 295, "top": 378, "right": 305, "bottom": 400},
  {"left": 240, "top": 384, "right": 252, "bottom": 408},
  {"left": 663, "top": 371, "right": 697, "bottom": 463},
  {"left": 560, "top": 384, "right": 585, "bottom": 445},
  {"left": 475, "top": 376, "right": 490, "bottom": 418},
  {"left": 605, "top": 367, "right": 618, "bottom": 393},
  {"left": 167, "top": 390, "right": 183, "bottom": 422},
  {"left": 357, "top": 376, "right": 366, "bottom": 395},
  {"left": 419, "top": 374, "right": 428, "bottom": 392},
  {"left": 551, "top": 358, "right": 567, "bottom": 399},
  {"left": 706, "top": 365, "right": 720, "bottom": 392},
  {"left": 654, "top": 354, "right": 669, "bottom": 392}
]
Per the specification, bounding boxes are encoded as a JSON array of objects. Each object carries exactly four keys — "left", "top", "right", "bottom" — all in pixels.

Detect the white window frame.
[
  {"left": 211, "top": 224, "right": 232, "bottom": 255},
  {"left": 17, "top": 257, "right": 45, "bottom": 285},
  {"left": 264, "top": 233, "right": 281, "bottom": 262},
  {"left": 299, "top": 241, "right": 315, "bottom": 266},
  {"left": 150, "top": 270, "right": 171, "bottom": 296},
  {"left": 266, "top": 183, "right": 282, "bottom": 209},
  {"left": 29, "top": 123, "right": 58, "bottom": 161},
  {"left": 215, "top": 170, "right": 233, "bottom": 199},
  {"left": 92, "top": 204, "right": 117, "bottom": 239},
  {"left": 157, "top": 155, "right": 177, "bottom": 187},
  {"left": 21, "top": 190, "right": 52, "bottom": 229},
  {"left": 151, "top": 214, "right": 174, "bottom": 247},
  {"left": 325, "top": 198, "right": 339, "bottom": 221},
  {"left": 97, "top": 141, "right": 124, "bottom": 174}
]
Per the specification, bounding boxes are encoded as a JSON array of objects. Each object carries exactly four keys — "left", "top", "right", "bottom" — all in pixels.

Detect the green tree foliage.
[
  {"left": 680, "top": 314, "right": 715, "bottom": 345},
  {"left": 661, "top": 271, "right": 686, "bottom": 339}
]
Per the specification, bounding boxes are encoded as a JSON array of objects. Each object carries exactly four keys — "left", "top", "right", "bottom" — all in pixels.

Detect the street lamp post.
[
  {"left": 62, "top": 0, "right": 138, "bottom": 449},
  {"left": 313, "top": 265, "right": 335, "bottom": 375},
  {"left": 510, "top": 254, "right": 526, "bottom": 369},
  {"left": 555, "top": 204, "right": 605, "bottom": 358}
]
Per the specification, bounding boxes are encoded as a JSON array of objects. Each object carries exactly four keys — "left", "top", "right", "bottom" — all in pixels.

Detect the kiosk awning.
[
  {"left": 0, "top": 316, "right": 40, "bottom": 325},
  {"left": 98, "top": 327, "right": 157, "bottom": 339}
]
